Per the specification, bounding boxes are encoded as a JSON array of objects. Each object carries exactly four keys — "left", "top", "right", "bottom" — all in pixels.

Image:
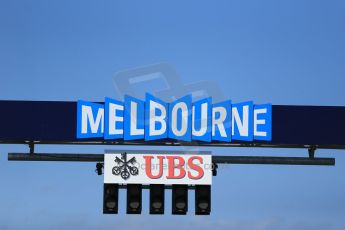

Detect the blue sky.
[{"left": 1, "top": 0, "right": 345, "bottom": 229}]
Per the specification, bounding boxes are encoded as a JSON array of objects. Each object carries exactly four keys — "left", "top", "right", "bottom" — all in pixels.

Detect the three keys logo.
[{"left": 112, "top": 152, "right": 139, "bottom": 180}]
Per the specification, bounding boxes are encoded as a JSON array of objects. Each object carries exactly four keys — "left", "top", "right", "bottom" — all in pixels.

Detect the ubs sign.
[{"left": 104, "top": 152, "right": 212, "bottom": 185}]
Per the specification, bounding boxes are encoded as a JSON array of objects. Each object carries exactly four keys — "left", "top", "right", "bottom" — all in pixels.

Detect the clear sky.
[{"left": 1, "top": 0, "right": 345, "bottom": 229}]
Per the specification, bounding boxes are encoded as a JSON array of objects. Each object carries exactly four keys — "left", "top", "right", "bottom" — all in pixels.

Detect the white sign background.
[{"left": 104, "top": 153, "right": 212, "bottom": 185}]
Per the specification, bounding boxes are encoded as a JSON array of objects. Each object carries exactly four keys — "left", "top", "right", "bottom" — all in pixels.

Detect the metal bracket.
[
  {"left": 308, "top": 146, "right": 316, "bottom": 158},
  {"left": 28, "top": 142, "right": 35, "bottom": 155},
  {"left": 212, "top": 163, "right": 218, "bottom": 176}
]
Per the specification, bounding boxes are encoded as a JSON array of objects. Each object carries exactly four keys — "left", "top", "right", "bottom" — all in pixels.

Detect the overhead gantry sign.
[
  {"left": 1, "top": 99, "right": 344, "bottom": 148},
  {"left": 1, "top": 96, "right": 345, "bottom": 215}
]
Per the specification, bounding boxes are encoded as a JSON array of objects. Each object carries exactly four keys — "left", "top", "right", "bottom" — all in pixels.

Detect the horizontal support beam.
[
  {"left": 8, "top": 153, "right": 335, "bottom": 166},
  {"left": 213, "top": 156, "right": 335, "bottom": 165},
  {"left": 8, "top": 153, "right": 104, "bottom": 162},
  {"left": 1, "top": 141, "right": 345, "bottom": 150}
]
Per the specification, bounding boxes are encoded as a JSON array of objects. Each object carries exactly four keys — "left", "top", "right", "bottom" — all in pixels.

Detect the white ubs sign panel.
[{"left": 104, "top": 153, "right": 212, "bottom": 185}]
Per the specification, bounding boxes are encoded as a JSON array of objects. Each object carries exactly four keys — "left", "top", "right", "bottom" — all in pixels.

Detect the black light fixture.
[
  {"left": 150, "top": 184, "right": 165, "bottom": 214},
  {"left": 195, "top": 185, "right": 211, "bottom": 215},
  {"left": 96, "top": 163, "right": 103, "bottom": 175},
  {"left": 172, "top": 185, "right": 188, "bottom": 215},
  {"left": 127, "top": 184, "right": 142, "bottom": 214},
  {"left": 103, "top": 183, "right": 118, "bottom": 214},
  {"left": 212, "top": 163, "right": 218, "bottom": 176}
]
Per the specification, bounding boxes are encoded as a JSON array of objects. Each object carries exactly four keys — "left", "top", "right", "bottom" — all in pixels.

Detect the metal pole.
[
  {"left": 213, "top": 156, "right": 335, "bottom": 165},
  {"left": 8, "top": 153, "right": 104, "bottom": 162},
  {"left": 8, "top": 153, "right": 335, "bottom": 166}
]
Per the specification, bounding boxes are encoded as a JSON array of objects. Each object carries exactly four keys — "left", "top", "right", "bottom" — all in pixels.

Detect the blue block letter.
[
  {"left": 124, "top": 95, "right": 145, "bottom": 140},
  {"left": 212, "top": 100, "right": 232, "bottom": 142},
  {"left": 77, "top": 100, "right": 104, "bottom": 138},
  {"left": 232, "top": 101, "right": 253, "bottom": 141},
  {"left": 254, "top": 104, "right": 272, "bottom": 141},
  {"left": 104, "top": 97, "right": 124, "bottom": 140},
  {"left": 168, "top": 95, "right": 192, "bottom": 141},
  {"left": 145, "top": 93, "right": 168, "bottom": 141}
]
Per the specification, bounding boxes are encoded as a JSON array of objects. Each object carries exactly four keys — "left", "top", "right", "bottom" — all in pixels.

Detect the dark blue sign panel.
[{"left": 0, "top": 100, "right": 344, "bottom": 148}]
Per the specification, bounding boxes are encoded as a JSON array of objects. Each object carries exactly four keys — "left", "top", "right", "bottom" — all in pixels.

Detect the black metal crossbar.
[{"left": 8, "top": 153, "right": 335, "bottom": 166}]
